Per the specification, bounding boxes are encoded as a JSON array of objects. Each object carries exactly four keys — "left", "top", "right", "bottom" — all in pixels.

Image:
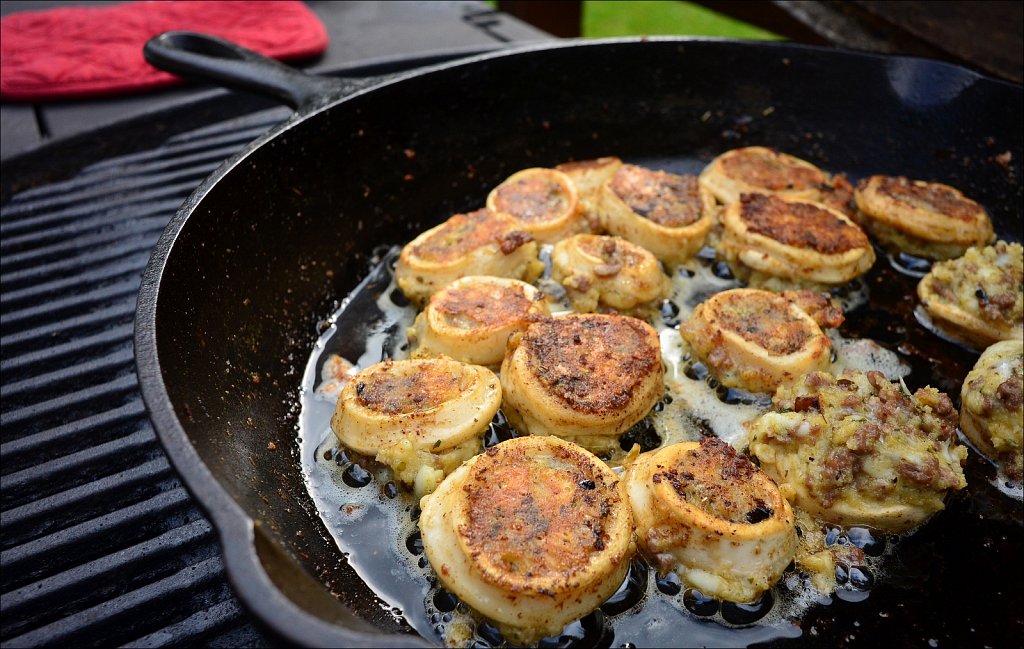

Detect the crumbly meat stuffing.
[
  {"left": 997, "top": 374, "right": 1023, "bottom": 410},
  {"left": 757, "top": 370, "right": 966, "bottom": 509},
  {"left": 961, "top": 341, "right": 1023, "bottom": 481},
  {"left": 577, "top": 235, "right": 643, "bottom": 273},
  {"left": 925, "top": 240, "right": 1023, "bottom": 327},
  {"left": 499, "top": 230, "right": 534, "bottom": 255}
]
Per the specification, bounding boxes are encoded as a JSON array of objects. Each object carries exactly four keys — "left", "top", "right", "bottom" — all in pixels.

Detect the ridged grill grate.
[{"left": 1, "top": 106, "right": 293, "bottom": 647}]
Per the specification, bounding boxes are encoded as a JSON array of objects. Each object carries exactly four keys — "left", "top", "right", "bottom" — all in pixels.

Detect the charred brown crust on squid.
[
  {"left": 608, "top": 164, "right": 704, "bottom": 227},
  {"left": 869, "top": 175, "right": 985, "bottom": 222},
  {"left": 459, "top": 440, "right": 622, "bottom": 592},
  {"left": 719, "top": 147, "right": 828, "bottom": 192},
  {"left": 739, "top": 193, "right": 870, "bottom": 255},
  {"left": 780, "top": 290, "right": 846, "bottom": 329},
  {"left": 355, "top": 361, "right": 468, "bottom": 415},
  {"left": 492, "top": 174, "right": 573, "bottom": 224},
  {"left": 410, "top": 209, "right": 530, "bottom": 263},
  {"left": 853, "top": 175, "right": 993, "bottom": 259},
  {"left": 521, "top": 315, "right": 661, "bottom": 415},
  {"left": 434, "top": 283, "right": 537, "bottom": 329},
  {"left": 651, "top": 438, "right": 767, "bottom": 524},
  {"left": 713, "top": 292, "right": 816, "bottom": 355}
]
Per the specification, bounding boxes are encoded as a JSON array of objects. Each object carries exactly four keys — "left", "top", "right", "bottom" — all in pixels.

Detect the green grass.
[{"left": 581, "top": 1, "right": 781, "bottom": 40}]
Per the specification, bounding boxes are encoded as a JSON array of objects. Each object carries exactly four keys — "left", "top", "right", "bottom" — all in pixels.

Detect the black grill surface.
[{"left": 1, "top": 106, "right": 295, "bottom": 648}]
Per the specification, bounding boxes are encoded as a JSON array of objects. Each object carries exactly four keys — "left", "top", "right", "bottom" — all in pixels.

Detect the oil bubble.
[
  {"left": 601, "top": 557, "right": 649, "bottom": 615},
  {"left": 342, "top": 463, "right": 372, "bottom": 487},
  {"left": 683, "top": 588, "right": 720, "bottom": 617},
  {"left": 434, "top": 589, "right": 459, "bottom": 613},
  {"left": 655, "top": 572, "right": 682, "bottom": 596},
  {"left": 847, "top": 527, "right": 886, "bottom": 557},
  {"left": 406, "top": 531, "right": 424, "bottom": 556},
  {"left": 720, "top": 590, "right": 774, "bottom": 625},
  {"left": 849, "top": 566, "right": 874, "bottom": 590}
]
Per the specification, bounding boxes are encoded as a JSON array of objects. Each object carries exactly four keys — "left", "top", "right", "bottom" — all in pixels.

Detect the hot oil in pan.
[{"left": 295, "top": 243, "right": 1001, "bottom": 648}]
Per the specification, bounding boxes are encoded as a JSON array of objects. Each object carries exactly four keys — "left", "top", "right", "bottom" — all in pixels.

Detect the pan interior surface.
[{"left": 144, "top": 40, "right": 1022, "bottom": 647}]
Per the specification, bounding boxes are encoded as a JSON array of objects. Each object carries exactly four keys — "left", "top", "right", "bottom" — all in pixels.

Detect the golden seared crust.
[
  {"left": 598, "top": 165, "right": 715, "bottom": 264},
  {"left": 356, "top": 363, "right": 468, "bottom": 415},
  {"left": 409, "top": 209, "right": 519, "bottom": 263},
  {"left": 608, "top": 164, "right": 705, "bottom": 227},
  {"left": 434, "top": 281, "right": 536, "bottom": 328},
  {"left": 748, "top": 370, "right": 968, "bottom": 532},
  {"left": 487, "top": 168, "right": 585, "bottom": 243},
  {"left": 960, "top": 340, "right": 1024, "bottom": 481},
  {"left": 551, "top": 234, "right": 670, "bottom": 314},
  {"left": 500, "top": 314, "right": 664, "bottom": 451},
  {"left": 331, "top": 358, "right": 500, "bottom": 457},
  {"left": 680, "top": 288, "right": 835, "bottom": 393},
  {"left": 656, "top": 439, "right": 766, "bottom": 522},
  {"left": 716, "top": 293, "right": 813, "bottom": 355},
  {"left": 875, "top": 176, "right": 980, "bottom": 220},
  {"left": 719, "top": 193, "right": 875, "bottom": 285},
  {"left": 556, "top": 157, "right": 623, "bottom": 191},
  {"left": 626, "top": 439, "right": 796, "bottom": 602},
  {"left": 739, "top": 193, "right": 869, "bottom": 255},
  {"left": 854, "top": 175, "right": 994, "bottom": 259},
  {"left": 720, "top": 149, "right": 826, "bottom": 192},
  {"left": 523, "top": 315, "right": 660, "bottom": 415},
  {"left": 699, "top": 146, "right": 829, "bottom": 205},
  {"left": 419, "top": 436, "right": 633, "bottom": 644},
  {"left": 492, "top": 173, "right": 572, "bottom": 224},
  {"left": 408, "top": 276, "right": 549, "bottom": 367},
  {"left": 917, "top": 240, "right": 1024, "bottom": 348},
  {"left": 396, "top": 209, "right": 540, "bottom": 306},
  {"left": 459, "top": 440, "right": 626, "bottom": 592}
]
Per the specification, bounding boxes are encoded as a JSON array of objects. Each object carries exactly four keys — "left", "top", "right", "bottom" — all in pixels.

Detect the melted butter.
[
  {"left": 299, "top": 247, "right": 923, "bottom": 647},
  {"left": 655, "top": 328, "right": 769, "bottom": 450},
  {"left": 828, "top": 329, "right": 909, "bottom": 379},
  {"left": 994, "top": 469, "right": 1024, "bottom": 501}
]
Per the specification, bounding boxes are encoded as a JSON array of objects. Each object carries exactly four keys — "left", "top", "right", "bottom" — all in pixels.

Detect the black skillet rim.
[{"left": 133, "top": 36, "right": 1023, "bottom": 648}]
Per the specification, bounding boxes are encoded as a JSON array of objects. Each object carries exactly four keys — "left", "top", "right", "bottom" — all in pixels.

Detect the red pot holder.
[{"left": 1, "top": 1, "right": 328, "bottom": 101}]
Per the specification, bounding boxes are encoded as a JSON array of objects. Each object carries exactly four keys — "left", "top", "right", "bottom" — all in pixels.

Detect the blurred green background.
[
  {"left": 582, "top": 1, "right": 780, "bottom": 39},
  {"left": 488, "top": 1, "right": 782, "bottom": 40}
]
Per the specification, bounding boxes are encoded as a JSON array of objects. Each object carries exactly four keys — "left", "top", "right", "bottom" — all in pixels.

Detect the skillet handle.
[{"left": 144, "top": 31, "right": 353, "bottom": 110}]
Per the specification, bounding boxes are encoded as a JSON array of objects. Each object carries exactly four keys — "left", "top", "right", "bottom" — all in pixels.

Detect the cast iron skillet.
[{"left": 135, "top": 32, "right": 1022, "bottom": 648}]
